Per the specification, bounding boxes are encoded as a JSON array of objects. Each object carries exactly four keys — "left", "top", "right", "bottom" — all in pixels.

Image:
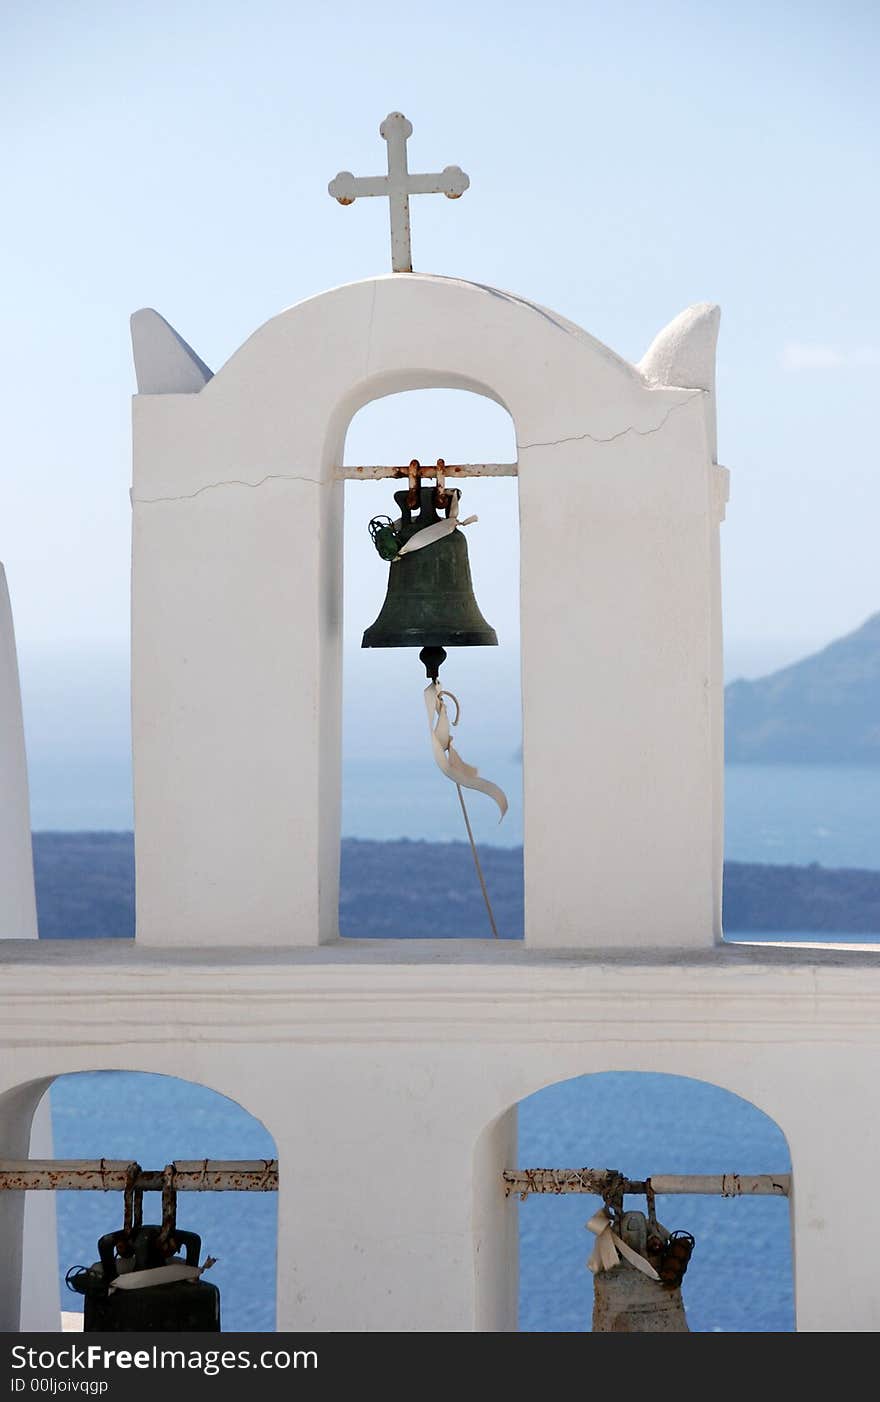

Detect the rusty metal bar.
[
  {"left": 153, "top": 1161, "right": 278, "bottom": 1192},
  {"left": 0, "top": 1161, "right": 139, "bottom": 1191},
  {"left": 339, "top": 462, "right": 517, "bottom": 480},
  {"left": 0, "top": 1159, "right": 278, "bottom": 1193},
  {"left": 503, "top": 1169, "right": 790, "bottom": 1199}
]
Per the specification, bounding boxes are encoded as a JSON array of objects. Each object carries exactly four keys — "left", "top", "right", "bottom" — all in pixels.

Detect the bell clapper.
[{"left": 419, "top": 646, "right": 447, "bottom": 683}]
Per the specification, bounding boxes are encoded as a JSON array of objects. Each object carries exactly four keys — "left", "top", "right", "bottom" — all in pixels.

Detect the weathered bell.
[
  {"left": 70, "top": 1223, "right": 220, "bottom": 1332},
  {"left": 592, "top": 1211, "right": 690, "bottom": 1333},
  {"left": 362, "top": 486, "right": 497, "bottom": 654}
]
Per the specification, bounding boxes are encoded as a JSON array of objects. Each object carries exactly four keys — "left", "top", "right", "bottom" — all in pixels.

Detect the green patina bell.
[{"left": 363, "top": 486, "right": 497, "bottom": 669}]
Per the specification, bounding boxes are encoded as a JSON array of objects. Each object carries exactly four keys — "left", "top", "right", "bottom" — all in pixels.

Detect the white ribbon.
[
  {"left": 109, "top": 1257, "right": 217, "bottom": 1293},
  {"left": 585, "top": 1209, "right": 661, "bottom": 1280},
  {"left": 394, "top": 493, "right": 478, "bottom": 560},
  {"left": 424, "top": 683, "right": 508, "bottom": 821}
]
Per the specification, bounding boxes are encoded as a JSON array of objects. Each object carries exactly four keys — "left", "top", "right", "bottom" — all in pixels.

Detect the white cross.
[{"left": 328, "top": 112, "right": 469, "bottom": 273}]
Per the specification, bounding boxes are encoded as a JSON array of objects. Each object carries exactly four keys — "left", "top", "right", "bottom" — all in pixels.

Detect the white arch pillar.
[
  {"left": 0, "top": 1080, "right": 53, "bottom": 1331},
  {"left": 0, "top": 569, "right": 59, "bottom": 1329},
  {"left": 787, "top": 1081, "right": 880, "bottom": 1331}
]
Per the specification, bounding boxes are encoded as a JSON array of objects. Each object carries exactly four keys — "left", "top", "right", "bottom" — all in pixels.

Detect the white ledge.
[{"left": 1, "top": 936, "right": 879, "bottom": 970}]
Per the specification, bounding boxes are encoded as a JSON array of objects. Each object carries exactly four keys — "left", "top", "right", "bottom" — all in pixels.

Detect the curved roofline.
[{"left": 206, "top": 272, "right": 646, "bottom": 393}]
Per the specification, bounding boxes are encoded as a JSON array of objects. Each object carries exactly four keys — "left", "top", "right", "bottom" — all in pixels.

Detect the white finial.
[{"left": 328, "top": 112, "right": 469, "bottom": 273}]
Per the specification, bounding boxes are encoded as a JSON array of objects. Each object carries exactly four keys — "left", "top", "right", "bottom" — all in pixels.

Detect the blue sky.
[{"left": 1, "top": 1, "right": 878, "bottom": 825}]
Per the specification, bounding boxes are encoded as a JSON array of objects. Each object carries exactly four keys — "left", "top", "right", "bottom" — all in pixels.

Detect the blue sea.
[
  {"left": 342, "top": 757, "right": 880, "bottom": 873},
  {"left": 51, "top": 762, "right": 878, "bottom": 1331}
]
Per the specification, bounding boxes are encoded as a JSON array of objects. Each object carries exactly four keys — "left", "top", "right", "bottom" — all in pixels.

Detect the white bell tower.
[
  {"left": 129, "top": 214, "right": 726, "bottom": 951},
  {"left": 2, "top": 113, "right": 879, "bottom": 1335}
]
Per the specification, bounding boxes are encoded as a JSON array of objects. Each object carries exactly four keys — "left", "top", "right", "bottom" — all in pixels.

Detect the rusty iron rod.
[
  {"left": 503, "top": 1170, "right": 791, "bottom": 1199},
  {"left": 0, "top": 1159, "right": 278, "bottom": 1192},
  {"left": 339, "top": 462, "right": 517, "bottom": 480},
  {"left": 1, "top": 1159, "right": 789, "bottom": 1199}
]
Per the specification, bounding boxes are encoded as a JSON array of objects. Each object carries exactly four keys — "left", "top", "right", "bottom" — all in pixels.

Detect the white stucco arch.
[
  {"left": 132, "top": 274, "right": 724, "bottom": 951},
  {"left": 473, "top": 1065, "right": 795, "bottom": 1333},
  {"left": 470, "top": 1052, "right": 799, "bottom": 1332},
  {"left": 0, "top": 1061, "right": 280, "bottom": 1331}
]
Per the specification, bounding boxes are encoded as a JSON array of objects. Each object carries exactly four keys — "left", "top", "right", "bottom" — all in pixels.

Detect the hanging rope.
[
  {"left": 424, "top": 684, "right": 508, "bottom": 818},
  {"left": 424, "top": 682, "right": 507, "bottom": 938},
  {"left": 455, "top": 783, "right": 500, "bottom": 940}
]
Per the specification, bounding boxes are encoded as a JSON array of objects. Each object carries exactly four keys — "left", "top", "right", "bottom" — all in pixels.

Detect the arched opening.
[
  {"left": 340, "top": 388, "right": 523, "bottom": 939},
  {"left": 491, "top": 1071, "right": 793, "bottom": 1332},
  {"left": 41, "top": 1071, "right": 277, "bottom": 1331}
]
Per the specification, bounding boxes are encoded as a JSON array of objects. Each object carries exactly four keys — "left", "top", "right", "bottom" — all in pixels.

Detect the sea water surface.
[
  {"left": 342, "top": 758, "right": 880, "bottom": 872},
  {"left": 51, "top": 762, "right": 878, "bottom": 1331},
  {"left": 724, "top": 763, "right": 880, "bottom": 871}
]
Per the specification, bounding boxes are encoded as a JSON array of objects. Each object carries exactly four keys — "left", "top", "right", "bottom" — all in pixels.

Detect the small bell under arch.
[
  {"left": 362, "top": 483, "right": 497, "bottom": 665},
  {"left": 591, "top": 1210, "right": 691, "bottom": 1333}
]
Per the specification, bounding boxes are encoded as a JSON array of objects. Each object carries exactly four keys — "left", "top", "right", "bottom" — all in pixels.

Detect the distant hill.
[
  {"left": 725, "top": 612, "right": 880, "bottom": 763},
  {"left": 29, "top": 833, "right": 880, "bottom": 939}
]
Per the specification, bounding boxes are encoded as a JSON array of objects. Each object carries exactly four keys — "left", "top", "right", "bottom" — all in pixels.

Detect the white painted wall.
[
  {"left": 131, "top": 274, "right": 723, "bottom": 950},
  {"left": 0, "top": 940, "right": 878, "bottom": 1332}
]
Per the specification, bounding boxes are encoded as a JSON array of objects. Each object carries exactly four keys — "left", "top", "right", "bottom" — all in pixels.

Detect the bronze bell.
[
  {"left": 362, "top": 486, "right": 497, "bottom": 666},
  {"left": 592, "top": 1211, "right": 691, "bottom": 1333}
]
